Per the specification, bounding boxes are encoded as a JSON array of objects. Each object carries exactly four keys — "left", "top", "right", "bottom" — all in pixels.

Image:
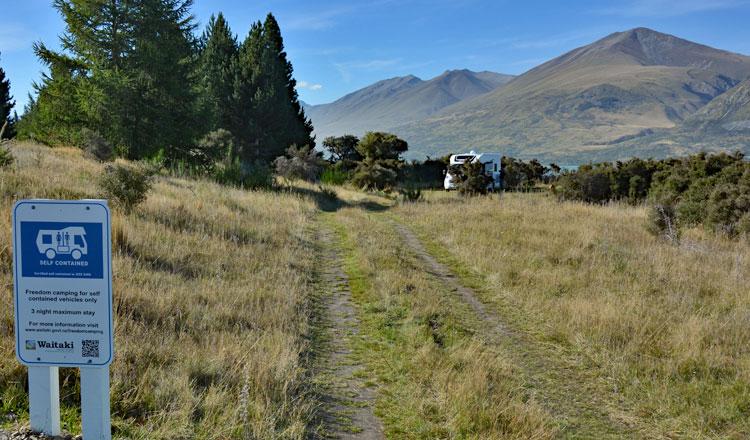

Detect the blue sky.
[{"left": 2, "top": 0, "right": 750, "bottom": 112}]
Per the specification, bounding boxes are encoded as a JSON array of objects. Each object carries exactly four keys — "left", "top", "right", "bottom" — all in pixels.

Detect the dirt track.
[{"left": 313, "top": 227, "right": 383, "bottom": 439}]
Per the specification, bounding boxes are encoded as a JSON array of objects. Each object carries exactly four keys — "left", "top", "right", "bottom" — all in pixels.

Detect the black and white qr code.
[{"left": 82, "top": 340, "right": 100, "bottom": 358}]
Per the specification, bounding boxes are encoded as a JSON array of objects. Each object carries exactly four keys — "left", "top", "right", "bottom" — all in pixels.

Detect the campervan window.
[
  {"left": 42, "top": 234, "right": 52, "bottom": 245},
  {"left": 455, "top": 155, "right": 474, "bottom": 161},
  {"left": 74, "top": 235, "right": 85, "bottom": 247}
]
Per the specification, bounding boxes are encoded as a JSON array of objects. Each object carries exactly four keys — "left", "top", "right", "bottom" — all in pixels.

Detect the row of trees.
[{"left": 16, "top": 1, "right": 312, "bottom": 180}]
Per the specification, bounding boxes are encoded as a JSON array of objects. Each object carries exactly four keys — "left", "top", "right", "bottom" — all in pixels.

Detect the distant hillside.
[
  {"left": 683, "top": 78, "right": 750, "bottom": 132},
  {"left": 306, "top": 70, "right": 513, "bottom": 142},
  {"left": 394, "top": 28, "right": 750, "bottom": 162}
]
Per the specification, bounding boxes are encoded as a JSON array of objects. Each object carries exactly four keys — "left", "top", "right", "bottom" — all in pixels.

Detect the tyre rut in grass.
[{"left": 311, "top": 226, "right": 384, "bottom": 439}]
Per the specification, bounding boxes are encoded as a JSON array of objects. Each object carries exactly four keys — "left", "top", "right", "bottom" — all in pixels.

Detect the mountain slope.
[
  {"left": 683, "top": 78, "right": 750, "bottom": 132},
  {"left": 306, "top": 70, "right": 513, "bottom": 141},
  {"left": 395, "top": 28, "right": 750, "bottom": 161}
]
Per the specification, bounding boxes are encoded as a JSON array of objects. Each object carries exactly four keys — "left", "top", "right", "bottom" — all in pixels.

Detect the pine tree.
[
  {"left": 0, "top": 52, "right": 15, "bottom": 139},
  {"left": 233, "top": 21, "right": 264, "bottom": 162},
  {"left": 197, "top": 13, "right": 238, "bottom": 136},
  {"left": 232, "top": 14, "right": 314, "bottom": 165},
  {"left": 261, "top": 14, "right": 314, "bottom": 157},
  {"left": 16, "top": 45, "right": 88, "bottom": 145},
  {"left": 127, "top": 0, "right": 199, "bottom": 160},
  {"left": 52, "top": 0, "right": 138, "bottom": 150},
  {"left": 20, "top": 0, "right": 136, "bottom": 147}
]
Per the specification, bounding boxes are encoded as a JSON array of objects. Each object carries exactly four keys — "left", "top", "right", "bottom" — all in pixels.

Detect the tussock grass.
[
  {"left": 0, "top": 141, "right": 318, "bottom": 439},
  {"left": 395, "top": 190, "right": 750, "bottom": 437}
]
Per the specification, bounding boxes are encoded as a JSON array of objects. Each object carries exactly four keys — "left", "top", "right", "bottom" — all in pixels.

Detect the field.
[
  {"left": 1, "top": 141, "right": 750, "bottom": 439},
  {"left": 0, "top": 142, "right": 319, "bottom": 438}
]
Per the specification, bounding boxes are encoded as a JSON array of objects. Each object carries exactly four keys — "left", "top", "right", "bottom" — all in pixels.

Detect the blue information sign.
[{"left": 13, "top": 200, "right": 114, "bottom": 367}]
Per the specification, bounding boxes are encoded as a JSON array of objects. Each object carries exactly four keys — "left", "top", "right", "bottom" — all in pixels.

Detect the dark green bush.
[
  {"left": 0, "top": 143, "right": 13, "bottom": 168},
  {"left": 98, "top": 162, "right": 154, "bottom": 214},
  {"left": 350, "top": 158, "right": 398, "bottom": 190},
  {"left": 647, "top": 202, "right": 680, "bottom": 242},
  {"left": 400, "top": 157, "right": 448, "bottom": 189},
  {"left": 501, "top": 157, "right": 548, "bottom": 191},
  {"left": 193, "top": 129, "right": 235, "bottom": 171},
  {"left": 450, "top": 160, "right": 493, "bottom": 196}
]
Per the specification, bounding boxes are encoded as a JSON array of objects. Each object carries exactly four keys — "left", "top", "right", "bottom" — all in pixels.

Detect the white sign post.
[{"left": 13, "top": 200, "right": 114, "bottom": 440}]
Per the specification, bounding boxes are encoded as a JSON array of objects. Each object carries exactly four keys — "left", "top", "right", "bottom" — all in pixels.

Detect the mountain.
[
  {"left": 683, "top": 78, "right": 750, "bottom": 132},
  {"left": 389, "top": 28, "right": 750, "bottom": 162},
  {"left": 306, "top": 70, "right": 514, "bottom": 142}
]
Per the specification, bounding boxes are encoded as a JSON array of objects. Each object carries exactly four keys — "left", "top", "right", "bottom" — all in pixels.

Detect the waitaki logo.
[{"left": 31, "top": 340, "right": 75, "bottom": 351}]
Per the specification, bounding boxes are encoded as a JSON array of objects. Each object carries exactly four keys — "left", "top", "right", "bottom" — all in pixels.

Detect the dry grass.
[
  {"left": 3, "top": 142, "right": 748, "bottom": 438},
  {"left": 0, "top": 141, "right": 318, "bottom": 439},
  {"left": 325, "top": 195, "right": 555, "bottom": 439},
  {"left": 394, "top": 190, "right": 750, "bottom": 438}
]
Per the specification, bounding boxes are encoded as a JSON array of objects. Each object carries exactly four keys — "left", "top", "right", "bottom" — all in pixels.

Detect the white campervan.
[
  {"left": 36, "top": 227, "right": 88, "bottom": 260},
  {"left": 444, "top": 151, "right": 502, "bottom": 190}
]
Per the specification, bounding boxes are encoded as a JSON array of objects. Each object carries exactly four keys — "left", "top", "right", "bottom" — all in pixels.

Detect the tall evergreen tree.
[
  {"left": 233, "top": 21, "right": 264, "bottom": 162},
  {"left": 0, "top": 52, "right": 15, "bottom": 139},
  {"left": 260, "top": 14, "right": 314, "bottom": 157},
  {"left": 127, "top": 0, "right": 199, "bottom": 160},
  {"left": 16, "top": 45, "right": 88, "bottom": 145},
  {"left": 232, "top": 14, "right": 315, "bottom": 164},
  {"left": 51, "top": 0, "right": 138, "bottom": 150},
  {"left": 197, "top": 13, "right": 238, "bottom": 136},
  {"left": 22, "top": 0, "right": 199, "bottom": 160}
]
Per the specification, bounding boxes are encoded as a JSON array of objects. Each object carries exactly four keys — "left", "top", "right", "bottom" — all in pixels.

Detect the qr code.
[{"left": 82, "top": 340, "right": 99, "bottom": 358}]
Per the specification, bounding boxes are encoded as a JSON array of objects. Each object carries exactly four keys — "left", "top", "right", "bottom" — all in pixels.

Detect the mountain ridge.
[
  {"left": 305, "top": 69, "right": 514, "bottom": 142},
  {"left": 394, "top": 27, "right": 750, "bottom": 161}
]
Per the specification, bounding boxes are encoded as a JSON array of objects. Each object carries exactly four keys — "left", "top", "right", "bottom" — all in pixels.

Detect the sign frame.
[{"left": 13, "top": 199, "right": 114, "bottom": 367}]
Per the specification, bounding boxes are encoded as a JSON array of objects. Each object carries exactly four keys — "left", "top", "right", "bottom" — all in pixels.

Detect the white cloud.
[
  {"left": 598, "top": 0, "right": 749, "bottom": 17},
  {"left": 297, "top": 81, "right": 323, "bottom": 91}
]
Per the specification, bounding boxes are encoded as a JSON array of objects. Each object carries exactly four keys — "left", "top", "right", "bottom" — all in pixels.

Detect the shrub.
[
  {"left": 79, "top": 128, "right": 114, "bottom": 162},
  {"left": 450, "top": 160, "right": 493, "bottom": 196},
  {"left": 98, "top": 162, "right": 154, "bottom": 214},
  {"left": 501, "top": 157, "right": 548, "bottom": 191},
  {"left": 320, "top": 166, "right": 349, "bottom": 185},
  {"left": 273, "top": 144, "right": 325, "bottom": 182},
  {"left": 705, "top": 174, "right": 750, "bottom": 236},
  {"left": 400, "top": 157, "right": 448, "bottom": 189},
  {"left": 322, "top": 135, "right": 361, "bottom": 169},
  {"left": 0, "top": 144, "right": 13, "bottom": 168},
  {"left": 350, "top": 158, "right": 398, "bottom": 190},
  {"left": 556, "top": 164, "right": 614, "bottom": 203}
]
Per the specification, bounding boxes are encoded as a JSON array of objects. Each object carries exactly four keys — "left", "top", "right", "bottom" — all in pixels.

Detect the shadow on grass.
[{"left": 281, "top": 185, "right": 391, "bottom": 213}]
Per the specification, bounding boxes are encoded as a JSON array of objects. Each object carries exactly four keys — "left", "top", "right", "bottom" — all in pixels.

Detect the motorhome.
[
  {"left": 36, "top": 227, "right": 89, "bottom": 260},
  {"left": 444, "top": 151, "right": 503, "bottom": 190}
]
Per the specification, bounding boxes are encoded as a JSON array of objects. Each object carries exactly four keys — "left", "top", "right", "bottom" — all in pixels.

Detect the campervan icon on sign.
[
  {"left": 36, "top": 227, "right": 88, "bottom": 260},
  {"left": 20, "top": 221, "right": 104, "bottom": 279}
]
